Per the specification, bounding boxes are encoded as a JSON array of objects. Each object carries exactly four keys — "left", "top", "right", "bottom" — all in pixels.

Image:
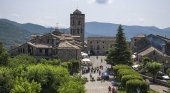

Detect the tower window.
[
  {"left": 77, "top": 28, "right": 79, "bottom": 34},
  {"left": 78, "top": 21, "right": 81, "bottom": 25}
]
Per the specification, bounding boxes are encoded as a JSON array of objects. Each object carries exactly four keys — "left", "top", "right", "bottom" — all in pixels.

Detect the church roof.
[
  {"left": 27, "top": 42, "right": 52, "bottom": 48},
  {"left": 58, "top": 40, "right": 80, "bottom": 49},
  {"left": 138, "top": 46, "right": 165, "bottom": 56},
  {"left": 73, "top": 9, "right": 82, "bottom": 14},
  {"left": 134, "top": 34, "right": 146, "bottom": 38}
]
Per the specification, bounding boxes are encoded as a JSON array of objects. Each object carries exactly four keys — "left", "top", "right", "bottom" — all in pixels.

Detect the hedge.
[
  {"left": 126, "top": 79, "right": 149, "bottom": 93},
  {"left": 121, "top": 75, "right": 143, "bottom": 88}
]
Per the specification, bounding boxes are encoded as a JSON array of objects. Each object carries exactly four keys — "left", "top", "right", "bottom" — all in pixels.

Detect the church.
[{"left": 9, "top": 9, "right": 85, "bottom": 61}]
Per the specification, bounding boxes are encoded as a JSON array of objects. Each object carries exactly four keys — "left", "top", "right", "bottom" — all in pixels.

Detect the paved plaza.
[
  {"left": 82, "top": 56, "right": 113, "bottom": 93},
  {"left": 82, "top": 56, "right": 170, "bottom": 93}
]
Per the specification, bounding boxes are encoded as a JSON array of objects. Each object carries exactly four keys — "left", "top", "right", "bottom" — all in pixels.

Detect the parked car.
[{"left": 101, "top": 72, "right": 109, "bottom": 80}]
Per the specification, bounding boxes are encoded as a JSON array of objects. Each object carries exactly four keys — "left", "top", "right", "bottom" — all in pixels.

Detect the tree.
[
  {"left": 106, "top": 25, "right": 131, "bottom": 65},
  {"left": 0, "top": 42, "right": 9, "bottom": 65},
  {"left": 146, "top": 61, "right": 161, "bottom": 82},
  {"left": 11, "top": 77, "right": 41, "bottom": 93},
  {"left": 58, "top": 80, "right": 85, "bottom": 93}
]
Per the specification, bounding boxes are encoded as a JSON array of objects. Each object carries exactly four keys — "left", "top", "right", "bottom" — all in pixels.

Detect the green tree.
[
  {"left": 58, "top": 80, "right": 85, "bottom": 93},
  {"left": 146, "top": 61, "right": 161, "bottom": 82},
  {"left": 106, "top": 25, "right": 131, "bottom": 65},
  {"left": 0, "top": 67, "right": 13, "bottom": 93},
  {"left": 11, "top": 77, "right": 41, "bottom": 93},
  {"left": 0, "top": 42, "right": 9, "bottom": 65}
]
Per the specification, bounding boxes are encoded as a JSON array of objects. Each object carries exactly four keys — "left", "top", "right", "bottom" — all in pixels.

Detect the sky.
[{"left": 0, "top": 0, "right": 170, "bottom": 28}]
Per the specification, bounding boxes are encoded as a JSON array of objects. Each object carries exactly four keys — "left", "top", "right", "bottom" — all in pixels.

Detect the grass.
[{"left": 117, "top": 89, "right": 159, "bottom": 93}]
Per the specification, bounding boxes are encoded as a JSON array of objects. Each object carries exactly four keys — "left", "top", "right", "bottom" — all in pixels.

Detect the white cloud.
[
  {"left": 96, "top": 0, "right": 113, "bottom": 4},
  {"left": 11, "top": 13, "right": 20, "bottom": 18},
  {"left": 87, "top": 0, "right": 113, "bottom": 4},
  {"left": 139, "top": 18, "right": 145, "bottom": 22},
  {"left": 87, "top": 0, "right": 96, "bottom": 4}
]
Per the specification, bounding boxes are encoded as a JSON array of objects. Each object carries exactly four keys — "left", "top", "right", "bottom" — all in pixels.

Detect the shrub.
[
  {"left": 121, "top": 75, "right": 143, "bottom": 88},
  {"left": 11, "top": 77, "right": 41, "bottom": 93},
  {"left": 126, "top": 79, "right": 148, "bottom": 93},
  {"left": 118, "top": 69, "right": 139, "bottom": 80}
]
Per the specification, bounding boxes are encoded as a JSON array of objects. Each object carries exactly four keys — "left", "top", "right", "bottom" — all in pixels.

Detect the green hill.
[{"left": 0, "top": 19, "right": 31, "bottom": 49}]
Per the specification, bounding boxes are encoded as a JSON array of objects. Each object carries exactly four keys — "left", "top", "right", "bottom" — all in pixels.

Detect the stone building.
[
  {"left": 9, "top": 9, "right": 85, "bottom": 61},
  {"left": 130, "top": 34, "right": 149, "bottom": 53},
  {"left": 132, "top": 34, "right": 170, "bottom": 70},
  {"left": 10, "top": 29, "right": 82, "bottom": 60},
  {"left": 87, "top": 37, "right": 115, "bottom": 55},
  {"left": 70, "top": 9, "right": 85, "bottom": 50}
]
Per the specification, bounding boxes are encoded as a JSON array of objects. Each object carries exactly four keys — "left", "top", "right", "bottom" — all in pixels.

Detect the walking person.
[
  {"left": 112, "top": 86, "right": 116, "bottom": 93},
  {"left": 108, "top": 86, "right": 111, "bottom": 93}
]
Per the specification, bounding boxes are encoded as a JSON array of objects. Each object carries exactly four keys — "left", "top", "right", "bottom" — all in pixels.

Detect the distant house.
[{"left": 87, "top": 36, "right": 115, "bottom": 55}]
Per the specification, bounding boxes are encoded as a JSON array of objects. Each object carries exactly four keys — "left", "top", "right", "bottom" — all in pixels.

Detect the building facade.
[
  {"left": 10, "top": 29, "right": 82, "bottom": 61},
  {"left": 87, "top": 37, "right": 115, "bottom": 55},
  {"left": 70, "top": 9, "right": 85, "bottom": 50}
]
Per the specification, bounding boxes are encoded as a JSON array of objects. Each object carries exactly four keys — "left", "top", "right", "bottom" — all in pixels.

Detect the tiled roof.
[
  {"left": 134, "top": 34, "right": 146, "bottom": 38},
  {"left": 58, "top": 40, "right": 80, "bottom": 49},
  {"left": 87, "top": 36, "right": 115, "bottom": 40},
  {"left": 27, "top": 42, "right": 52, "bottom": 48},
  {"left": 138, "top": 46, "right": 165, "bottom": 56}
]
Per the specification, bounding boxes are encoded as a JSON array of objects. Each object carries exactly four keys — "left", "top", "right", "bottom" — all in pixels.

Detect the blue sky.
[{"left": 0, "top": 0, "right": 170, "bottom": 28}]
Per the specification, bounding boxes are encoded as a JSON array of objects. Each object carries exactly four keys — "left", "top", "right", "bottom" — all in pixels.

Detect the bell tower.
[{"left": 70, "top": 9, "right": 85, "bottom": 50}]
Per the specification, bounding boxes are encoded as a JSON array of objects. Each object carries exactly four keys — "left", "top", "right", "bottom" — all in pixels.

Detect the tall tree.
[
  {"left": 0, "top": 42, "right": 8, "bottom": 65},
  {"left": 106, "top": 25, "right": 132, "bottom": 65}
]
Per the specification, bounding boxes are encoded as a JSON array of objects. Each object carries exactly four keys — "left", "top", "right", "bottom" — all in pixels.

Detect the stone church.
[{"left": 10, "top": 9, "right": 85, "bottom": 61}]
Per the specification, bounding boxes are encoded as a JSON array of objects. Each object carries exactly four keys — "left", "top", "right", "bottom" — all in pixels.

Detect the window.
[
  {"left": 39, "top": 49, "right": 43, "bottom": 53},
  {"left": 77, "top": 28, "right": 79, "bottom": 34},
  {"left": 97, "top": 45, "right": 100, "bottom": 50},
  {"left": 78, "top": 21, "right": 81, "bottom": 25},
  {"left": 90, "top": 41, "right": 92, "bottom": 44}
]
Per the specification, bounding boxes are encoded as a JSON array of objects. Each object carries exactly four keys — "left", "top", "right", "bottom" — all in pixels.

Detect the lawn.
[{"left": 117, "top": 89, "right": 158, "bottom": 93}]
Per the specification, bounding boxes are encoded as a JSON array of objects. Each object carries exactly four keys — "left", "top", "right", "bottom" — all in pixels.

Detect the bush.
[
  {"left": 121, "top": 75, "right": 143, "bottom": 88},
  {"left": 118, "top": 69, "right": 139, "bottom": 80},
  {"left": 11, "top": 77, "right": 41, "bottom": 93},
  {"left": 126, "top": 79, "right": 148, "bottom": 93},
  {"left": 113, "top": 65, "right": 132, "bottom": 77}
]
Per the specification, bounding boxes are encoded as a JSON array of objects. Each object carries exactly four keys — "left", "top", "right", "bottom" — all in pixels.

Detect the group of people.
[{"left": 108, "top": 86, "right": 117, "bottom": 93}]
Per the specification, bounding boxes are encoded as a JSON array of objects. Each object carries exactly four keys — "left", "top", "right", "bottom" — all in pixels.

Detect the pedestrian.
[
  {"left": 101, "top": 58, "right": 103, "bottom": 63},
  {"left": 112, "top": 86, "right": 116, "bottom": 93},
  {"left": 108, "top": 86, "right": 111, "bottom": 93},
  {"left": 90, "top": 73, "right": 92, "bottom": 79},
  {"left": 99, "top": 70, "right": 101, "bottom": 76}
]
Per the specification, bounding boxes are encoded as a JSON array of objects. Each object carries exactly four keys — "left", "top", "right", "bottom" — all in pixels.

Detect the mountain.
[
  {"left": 85, "top": 22, "right": 170, "bottom": 40},
  {"left": 0, "top": 19, "right": 32, "bottom": 48},
  {"left": 0, "top": 19, "right": 170, "bottom": 49}
]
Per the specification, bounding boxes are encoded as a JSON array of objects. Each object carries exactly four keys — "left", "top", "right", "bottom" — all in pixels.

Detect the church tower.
[{"left": 70, "top": 9, "right": 85, "bottom": 50}]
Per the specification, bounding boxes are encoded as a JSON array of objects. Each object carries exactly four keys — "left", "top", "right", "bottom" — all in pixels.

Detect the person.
[
  {"left": 90, "top": 73, "right": 92, "bottom": 79},
  {"left": 101, "top": 58, "right": 103, "bottom": 62},
  {"left": 111, "top": 86, "right": 115, "bottom": 93},
  {"left": 112, "top": 86, "right": 116, "bottom": 93},
  {"left": 99, "top": 70, "right": 101, "bottom": 76},
  {"left": 108, "top": 86, "right": 111, "bottom": 93}
]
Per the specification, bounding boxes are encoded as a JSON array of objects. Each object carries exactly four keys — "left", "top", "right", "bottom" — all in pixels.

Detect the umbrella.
[{"left": 82, "top": 58, "right": 91, "bottom": 62}]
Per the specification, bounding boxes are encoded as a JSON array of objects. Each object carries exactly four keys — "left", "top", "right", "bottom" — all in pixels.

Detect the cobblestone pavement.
[
  {"left": 82, "top": 56, "right": 113, "bottom": 93},
  {"left": 150, "top": 84, "right": 169, "bottom": 93}
]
